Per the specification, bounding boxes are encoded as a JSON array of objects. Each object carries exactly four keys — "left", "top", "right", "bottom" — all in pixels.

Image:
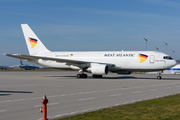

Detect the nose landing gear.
[{"left": 157, "top": 71, "right": 162, "bottom": 80}]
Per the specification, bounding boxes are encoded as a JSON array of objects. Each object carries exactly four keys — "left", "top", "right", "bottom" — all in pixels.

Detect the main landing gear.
[
  {"left": 76, "top": 70, "right": 88, "bottom": 78},
  {"left": 76, "top": 74, "right": 103, "bottom": 78},
  {"left": 157, "top": 71, "right": 162, "bottom": 80},
  {"left": 76, "top": 70, "right": 104, "bottom": 79},
  {"left": 77, "top": 74, "right": 88, "bottom": 78}
]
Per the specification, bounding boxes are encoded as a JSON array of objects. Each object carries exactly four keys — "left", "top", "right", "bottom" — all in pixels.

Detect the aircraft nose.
[{"left": 172, "top": 60, "right": 177, "bottom": 66}]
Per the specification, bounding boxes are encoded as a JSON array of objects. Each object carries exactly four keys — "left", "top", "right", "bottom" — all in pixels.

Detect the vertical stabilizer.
[
  {"left": 20, "top": 59, "right": 23, "bottom": 65},
  {"left": 21, "top": 24, "right": 50, "bottom": 55}
]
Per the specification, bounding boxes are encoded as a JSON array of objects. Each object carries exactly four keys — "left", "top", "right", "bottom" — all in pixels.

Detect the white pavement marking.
[
  {"left": 34, "top": 105, "right": 42, "bottom": 108},
  {"left": 149, "top": 89, "right": 158, "bottom": 91},
  {"left": 0, "top": 110, "right": 7, "bottom": 113},
  {"left": 48, "top": 102, "right": 59, "bottom": 106},
  {"left": 78, "top": 97, "right": 95, "bottom": 101},
  {"left": 109, "top": 94, "right": 122, "bottom": 97},
  {"left": 0, "top": 97, "right": 41, "bottom": 103},
  {"left": 132, "top": 91, "right": 142, "bottom": 94}
]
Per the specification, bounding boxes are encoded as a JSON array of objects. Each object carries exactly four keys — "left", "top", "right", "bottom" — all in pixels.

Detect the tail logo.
[
  {"left": 137, "top": 54, "right": 148, "bottom": 63},
  {"left": 28, "top": 37, "right": 38, "bottom": 48}
]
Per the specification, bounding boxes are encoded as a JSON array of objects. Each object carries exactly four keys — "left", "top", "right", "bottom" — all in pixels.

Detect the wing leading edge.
[{"left": 5, "top": 54, "right": 115, "bottom": 67}]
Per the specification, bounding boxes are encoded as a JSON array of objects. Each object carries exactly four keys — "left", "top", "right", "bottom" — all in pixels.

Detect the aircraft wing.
[{"left": 5, "top": 54, "right": 115, "bottom": 67}]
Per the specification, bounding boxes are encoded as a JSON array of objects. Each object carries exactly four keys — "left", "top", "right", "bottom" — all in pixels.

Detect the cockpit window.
[{"left": 163, "top": 56, "right": 173, "bottom": 60}]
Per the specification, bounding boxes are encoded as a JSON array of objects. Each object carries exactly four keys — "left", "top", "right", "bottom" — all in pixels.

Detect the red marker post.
[{"left": 40, "top": 95, "right": 48, "bottom": 120}]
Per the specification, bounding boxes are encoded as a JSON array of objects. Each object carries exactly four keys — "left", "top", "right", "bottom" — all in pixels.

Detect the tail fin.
[
  {"left": 20, "top": 59, "right": 23, "bottom": 65},
  {"left": 21, "top": 24, "right": 50, "bottom": 55}
]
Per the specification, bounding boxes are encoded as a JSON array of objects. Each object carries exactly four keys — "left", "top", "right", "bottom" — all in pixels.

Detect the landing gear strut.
[{"left": 157, "top": 71, "right": 162, "bottom": 80}]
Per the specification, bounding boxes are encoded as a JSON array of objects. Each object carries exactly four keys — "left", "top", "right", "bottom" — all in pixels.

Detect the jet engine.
[{"left": 87, "top": 64, "right": 109, "bottom": 75}]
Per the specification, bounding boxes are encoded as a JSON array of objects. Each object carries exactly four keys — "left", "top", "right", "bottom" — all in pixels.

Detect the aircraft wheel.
[
  {"left": 77, "top": 74, "right": 81, "bottom": 78},
  {"left": 157, "top": 76, "right": 162, "bottom": 80},
  {"left": 77, "top": 74, "right": 88, "bottom": 78},
  {"left": 82, "top": 74, "right": 88, "bottom": 78}
]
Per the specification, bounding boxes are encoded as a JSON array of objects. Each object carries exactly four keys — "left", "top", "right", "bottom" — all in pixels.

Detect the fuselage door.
[{"left": 150, "top": 55, "right": 155, "bottom": 63}]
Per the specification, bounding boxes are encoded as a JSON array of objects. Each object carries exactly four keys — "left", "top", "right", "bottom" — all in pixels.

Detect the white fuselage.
[{"left": 28, "top": 51, "right": 176, "bottom": 72}]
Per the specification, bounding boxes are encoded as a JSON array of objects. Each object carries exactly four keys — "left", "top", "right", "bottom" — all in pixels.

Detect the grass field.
[{"left": 58, "top": 94, "right": 180, "bottom": 120}]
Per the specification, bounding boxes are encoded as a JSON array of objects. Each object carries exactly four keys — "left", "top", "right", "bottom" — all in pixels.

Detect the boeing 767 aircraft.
[{"left": 5, "top": 24, "right": 176, "bottom": 79}]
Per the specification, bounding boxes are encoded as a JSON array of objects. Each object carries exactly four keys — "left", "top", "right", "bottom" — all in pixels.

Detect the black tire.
[
  {"left": 157, "top": 76, "right": 161, "bottom": 80},
  {"left": 77, "top": 74, "right": 88, "bottom": 78},
  {"left": 82, "top": 74, "right": 88, "bottom": 78},
  {"left": 77, "top": 74, "right": 81, "bottom": 78}
]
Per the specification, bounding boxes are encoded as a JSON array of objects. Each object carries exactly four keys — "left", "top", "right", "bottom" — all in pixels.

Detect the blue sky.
[{"left": 1, "top": 0, "right": 180, "bottom": 66}]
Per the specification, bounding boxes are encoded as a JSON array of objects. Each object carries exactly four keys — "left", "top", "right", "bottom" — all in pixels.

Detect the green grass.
[{"left": 58, "top": 94, "right": 180, "bottom": 120}]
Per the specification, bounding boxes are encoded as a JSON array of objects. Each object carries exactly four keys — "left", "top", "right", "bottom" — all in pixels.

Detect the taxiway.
[{"left": 0, "top": 71, "right": 180, "bottom": 120}]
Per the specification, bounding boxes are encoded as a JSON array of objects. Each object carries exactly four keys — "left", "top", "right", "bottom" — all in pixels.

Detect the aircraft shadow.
[
  {"left": 126, "top": 77, "right": 180, "bottom": 81},
  {"left": 43, "top": 75, "right": 180, "bottom": 80},
  {"left": 47, "top": 76, "right": 76, "bottom": 78},
  {"left": 158, "top": 78, "right": 180, "bottom": 80},
  {"left": 45, "top": 75, "right": 137, "bottom": 79},
  {"left": 0, "top": 90, "right": 33, "bottom": 93},
  {"left": 0, "top": 94, "right": 11, "bottom": 96},
  {"left": 100, "top": 76, "right": 137, "bottom": 79},
  {"left": 47, "top": 75, "right": 138, "bottom": 79},
  {"left": 0, "top": 90, "right": 33, "bottom": 96}
]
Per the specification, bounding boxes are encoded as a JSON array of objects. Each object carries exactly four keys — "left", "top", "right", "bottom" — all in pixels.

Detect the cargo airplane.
[{"left": 5, "top": 24, "right": 176, "bottom": 79}]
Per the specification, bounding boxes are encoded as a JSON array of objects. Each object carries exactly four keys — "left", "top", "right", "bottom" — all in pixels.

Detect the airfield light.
[
  {"left": 144, "top": 38, "right": 148, "bottom": 51},
  {"left": 164, "top": 42, "right": 168, "bottom": 54},
  {"left": 172, "top": 50, "right": 175, "bottom": 59}
]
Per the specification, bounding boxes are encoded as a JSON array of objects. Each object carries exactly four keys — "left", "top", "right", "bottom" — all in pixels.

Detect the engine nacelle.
[{"left": 87, "top": 64, "right": 108, "bottom": 75}]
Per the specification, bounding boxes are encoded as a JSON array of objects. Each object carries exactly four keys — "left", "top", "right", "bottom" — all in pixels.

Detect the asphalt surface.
[{"left": 0, "top": 71, "right": 180, "bottom": 120}]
